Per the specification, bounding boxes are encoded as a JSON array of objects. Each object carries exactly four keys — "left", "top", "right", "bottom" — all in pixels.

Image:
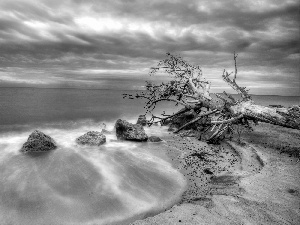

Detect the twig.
[{"left": 149, "top": 98, "right": 190, "bottom": 108}]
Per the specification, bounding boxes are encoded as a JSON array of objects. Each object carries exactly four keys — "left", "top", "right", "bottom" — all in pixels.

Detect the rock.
[
  {"left": 148, "top": 136, "right": 162, "bottom": 142},
  {"left": 115, "top": 119, "right": 148, "bottom": 141},
  {"left": 20, "top": 130, "right": 57, "bottom": 153},
  {"left": 76, "top": 131, "right": 106, "bottom": 146},
  {"left": 269, "top": 104, "right": 284, "bottom": 108},
  {"left": 136, "top": 115, "right": 147, "bottom": 126}
]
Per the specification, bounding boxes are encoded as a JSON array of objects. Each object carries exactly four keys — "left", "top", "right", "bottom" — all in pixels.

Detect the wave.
[{"left": 0, "top": 121, "right": 186, "bottom": 225}]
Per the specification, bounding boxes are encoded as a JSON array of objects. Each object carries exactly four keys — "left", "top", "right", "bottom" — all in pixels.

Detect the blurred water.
[
  {"left": 0, "top": 87, "right": 188, "bottom": 224},
  {"left": 0, "top": 125, "right": 186, "bottom": 225},
  {"left": 0, "top": 88, "right": 144, "bottom": 127}
]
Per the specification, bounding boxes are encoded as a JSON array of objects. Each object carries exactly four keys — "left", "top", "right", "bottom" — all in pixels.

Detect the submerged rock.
[
  {"left": 115, "top": 119, "right": 148, "bottom": 141},
  {"left": 148, "top": 136, "right": 162, "bottom": 142},
  {"left": 76, "top": 131, "right": 106, "bottom": 146},
  {"left": 136, "top": 115, "right": 147, "bottom": 126},
  {"left": 20, "top": 130, "right": 57, "bottom": 153}
]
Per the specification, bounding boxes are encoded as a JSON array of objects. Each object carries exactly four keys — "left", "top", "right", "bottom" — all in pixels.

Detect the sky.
[{"left": 0, "top": 0, "right": 299, "bottom": 96}]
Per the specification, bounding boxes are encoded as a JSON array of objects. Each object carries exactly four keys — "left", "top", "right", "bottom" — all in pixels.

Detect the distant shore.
[{"left": 132, "top": 122, "right": 300, "bottom": 225}]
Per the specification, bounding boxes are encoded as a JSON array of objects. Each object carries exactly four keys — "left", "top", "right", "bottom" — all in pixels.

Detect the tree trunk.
[
  {"left": 229, "top": 101, "right": 300, "bottom": 130},
  {"left": 125, "top": 53, "right": 300, "bottom": 143}
]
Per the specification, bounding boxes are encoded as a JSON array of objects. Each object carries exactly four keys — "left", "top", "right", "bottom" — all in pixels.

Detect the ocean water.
[
  {"left": 0, "top": 87, "right": 186, "bottom": 225},
  {"left": 0, "top": 87, "right": 298, "bottom": 225},
  {"left": 215, "top": 93, "right": 299, "bottom": 108},
  {"left": 250, "top": 95, "right": 299, "bottom": 108},
  {"left": 0, "top": 87, "right": 147, "bottom": 130},
  {"left": 1, "top": 88, "right": 298, "bottom": 131}
]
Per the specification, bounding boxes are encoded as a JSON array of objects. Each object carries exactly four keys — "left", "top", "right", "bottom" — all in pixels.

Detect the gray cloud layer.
[{"left": 0, "top": 0, "right": 299, "bottom": 95}]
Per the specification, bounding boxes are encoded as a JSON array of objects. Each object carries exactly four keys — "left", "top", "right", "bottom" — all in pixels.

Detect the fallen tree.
[{"left": 124, "top": 53, "right": 300, "bottom": 143}]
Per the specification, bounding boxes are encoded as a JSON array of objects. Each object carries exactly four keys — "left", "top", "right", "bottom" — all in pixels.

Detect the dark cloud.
[{"left": 0, "top": 0, "right": 299, "bottom": 95}]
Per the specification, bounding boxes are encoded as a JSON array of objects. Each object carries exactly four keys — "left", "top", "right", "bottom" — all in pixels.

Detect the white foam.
[{"left": 0, "top": 121, "right": 186, "bottom": 225}]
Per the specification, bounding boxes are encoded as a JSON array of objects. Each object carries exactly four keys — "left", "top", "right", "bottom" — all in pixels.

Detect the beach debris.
[
  {"left": 148, "top": 136, "right": 162, "bottom": 142},
  {"left": 203, "top": 168, "right": 213, "bottom": 175},
  {"left": 76, "top": 131, "right": 106, "bottom": 146},
  {"left": 123, "top": 52, "right": 300, "bottom": 144},
  {"left": 115, "top": 119, "right": 148, "bottom": 141},
  {"left": 20, "top": 130, "right": 57, "bottom": 153},
  {"left": 190, "top": 152, "right": 211, "bottom": 161},
  {"left": 136, "top": 114, "right": 147, "bottom": 126}
]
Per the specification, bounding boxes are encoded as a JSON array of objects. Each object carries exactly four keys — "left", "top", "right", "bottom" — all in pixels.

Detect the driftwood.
[{"left": 124, "top": 53, "right": 300, "bottom": 143}]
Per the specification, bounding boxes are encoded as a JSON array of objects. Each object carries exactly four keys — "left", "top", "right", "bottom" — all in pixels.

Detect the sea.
[
  {"left": 0, "top": 87, "right": 299, "bottom": 225},
  {"left": 0, "top": 87, "right": 298, "bottom": 132},
  {"left": 0, "top": 87, "right": 147, "bottom": 132},
  {"left": 0, "top": 87, "right": 187, "bottom": 225}
]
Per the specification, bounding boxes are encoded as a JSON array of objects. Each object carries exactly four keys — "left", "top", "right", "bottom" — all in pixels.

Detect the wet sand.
[{"left": 131, "top": 123, "right": 300, "bottom": 225}]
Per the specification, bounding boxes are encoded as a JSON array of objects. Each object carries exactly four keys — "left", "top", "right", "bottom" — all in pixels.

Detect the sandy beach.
[{"left": 131, "top": 123, "right": 300, "bottom": 225}]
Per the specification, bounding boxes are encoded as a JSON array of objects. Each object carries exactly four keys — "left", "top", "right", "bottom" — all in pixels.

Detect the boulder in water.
[
  {"left": 76, "top": 131, "right": 106, "bottom": 146},
  {"left": 136, "top": 115, "right": 147, "bottom": 126},
  {"left": 148, "top": 136, "right": 162, "bottom": 142},
  {"left": 115, "top": 119, "right": 148, "bottom": 141},
  {"left": 20, "top": 130, "right": 57, "bottom": 153}
]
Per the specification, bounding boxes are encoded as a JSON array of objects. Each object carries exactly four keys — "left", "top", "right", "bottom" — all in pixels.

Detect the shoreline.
[
  {"left": 131, "top": 123, "right": 300, "bottom": 224},
  {"left": 0, "top": 119, "right": 299, "bottom": 224}
]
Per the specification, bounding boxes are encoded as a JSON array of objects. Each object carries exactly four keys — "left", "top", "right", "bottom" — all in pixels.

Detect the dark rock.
[
  {"left": 20, "top": 130, "right": 57, "bottom": 153},
  {"left": 269, "top": 104, "right": 284, "bottom": 108},
  {"left": 76, "top": 131, "right": 106, "bottom": 146},
  {"left": 148, "top": 136, "right": 162, "bottom": 142},
  {"left": 136, "top": 115, "right": 147, "bottom": 126},
  {"left": 115, "top": 119, "right": 148, "bottom": 141}
]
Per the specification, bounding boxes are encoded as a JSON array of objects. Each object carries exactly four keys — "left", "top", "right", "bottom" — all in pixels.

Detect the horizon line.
[{"left": 0, "top": 86, "right": 299, "bottom": 97}]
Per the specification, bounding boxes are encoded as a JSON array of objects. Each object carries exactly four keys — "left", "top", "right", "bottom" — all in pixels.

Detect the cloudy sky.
[{"left": 0, "top": 0, "right": 299, "bottom": 95}]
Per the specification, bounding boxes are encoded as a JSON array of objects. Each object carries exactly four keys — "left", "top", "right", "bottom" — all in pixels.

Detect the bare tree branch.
[
  {"left": 233, "top": 51, "right": 238, "bottom": 82},
  {"left": 149, "top": 98, "right": 190, "bottom": 108}
]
